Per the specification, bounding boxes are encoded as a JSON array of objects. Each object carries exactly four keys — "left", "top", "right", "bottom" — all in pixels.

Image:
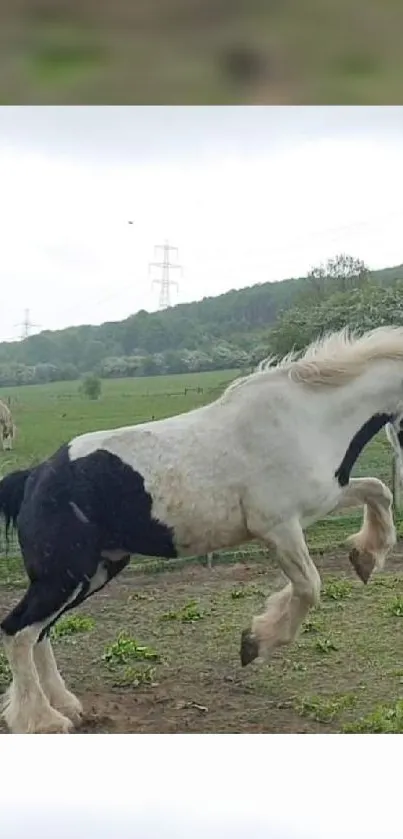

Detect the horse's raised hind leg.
[
  {"left": 335, "top": 478, "right": 396, "bottom": 584},
  {"left": 240, "top": 518, "right": 320, "bottom": 667}
]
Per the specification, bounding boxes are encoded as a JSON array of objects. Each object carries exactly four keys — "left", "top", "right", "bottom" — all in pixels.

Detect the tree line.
[{"left": 1, "top": 254, "right": 403, "bottom": 387}]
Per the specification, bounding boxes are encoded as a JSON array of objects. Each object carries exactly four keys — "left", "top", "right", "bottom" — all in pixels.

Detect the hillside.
[{"left": 1, "top": 259, "right": 403, "bottom": 387}]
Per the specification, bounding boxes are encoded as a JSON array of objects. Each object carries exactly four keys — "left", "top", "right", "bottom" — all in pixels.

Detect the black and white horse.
[{"left": 0, "top": 324, "right": 402, "bottom": 733}]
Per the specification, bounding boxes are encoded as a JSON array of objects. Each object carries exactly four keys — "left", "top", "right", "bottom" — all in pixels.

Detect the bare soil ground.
[{"left": 1, "top": 544, "right": 403, "bottom": 734}]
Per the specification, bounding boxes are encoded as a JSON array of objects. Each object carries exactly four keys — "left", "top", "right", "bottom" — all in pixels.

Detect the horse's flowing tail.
[{"left": 0, "top": 468, "right": 32, "bottom": 537}]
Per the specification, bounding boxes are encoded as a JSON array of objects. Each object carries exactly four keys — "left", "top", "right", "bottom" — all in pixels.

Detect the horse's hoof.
[
  {"left": 240, "top": 629, "right": 259, "bottom": 666},
  {"left": 348, "top": 547, "right": 376, "bottom": 584}
]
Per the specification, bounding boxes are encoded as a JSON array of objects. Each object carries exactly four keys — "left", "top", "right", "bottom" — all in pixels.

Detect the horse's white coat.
[
  {"left": 33, "top": 637, "right": 83, "bottom": 723},
  {"left": 386, "top": 421, "right": 403, "bottom": 483},
  {"left": 1, "top": 629, "right": 74, "bottom": 734},
  {"left": 70, "top": 407, "right": 247, "bottom": 556},
  {"left": 0, "top": 399, "right": 15, "bottom": 451},
  {"left": 67, "top": 326, "right": 403, "bottom": 662}
]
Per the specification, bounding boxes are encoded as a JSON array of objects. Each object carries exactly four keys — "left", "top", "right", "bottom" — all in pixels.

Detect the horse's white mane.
[{"left": 224, "top": 325, "right": 403, "bottom": 394}]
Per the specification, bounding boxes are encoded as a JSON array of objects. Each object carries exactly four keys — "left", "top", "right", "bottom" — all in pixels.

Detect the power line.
[
  {"left": 14, "top": 308, "right": 41, "bottom": 341},
  {"left": 148, "top": 240, "right": 183, "bottom": 309}
]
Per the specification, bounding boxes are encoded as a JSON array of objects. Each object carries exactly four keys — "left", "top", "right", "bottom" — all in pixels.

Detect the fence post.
[{"left": 392, "top": 453, "right": 401, "bottom": 512}]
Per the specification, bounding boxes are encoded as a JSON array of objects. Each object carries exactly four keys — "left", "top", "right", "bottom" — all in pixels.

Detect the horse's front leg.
[
  {"left": 335, "top": 477, "right": 395, "bottom": 583},
  {"left": 240, "top": 518, "right": 320, "bottom": 666}
]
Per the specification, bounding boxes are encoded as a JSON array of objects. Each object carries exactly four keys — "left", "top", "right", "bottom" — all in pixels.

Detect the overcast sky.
[
  {"left": 1, "top": 106, "right": 403, "bottom": 342},
  {"left": 1, "top": 734, "right": 400, "bottom": 838}
]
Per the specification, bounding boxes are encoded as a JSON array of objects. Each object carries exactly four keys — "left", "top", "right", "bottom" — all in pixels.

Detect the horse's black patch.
[
  {"left": 36, "top": 554, "right": 131, "bottom": 642},
  {"left": 16, "top": 443, "right": 177, "bottom": 563},
  {"left": 0, "top": 467, "right": 33, "bottom": 538},
  {"left": 0, "top": 442, "right": 177, "bottom": 637},
  {"left": 68, "top": 446, "right": 178, "bottom": 558},
  {"left": 335, "top": 412, "right": 392, "bottom": 487}
]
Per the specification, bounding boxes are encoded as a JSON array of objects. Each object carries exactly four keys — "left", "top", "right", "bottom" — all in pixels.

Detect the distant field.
[
  {"left": 0, "top": 369, "right": 238, "bottom": 469},
  {"left": 1, "top": 0, "right": 403, "bottom": 104},
  {"left": 0, "top": 369, "right": 402, "bottom": 734}
]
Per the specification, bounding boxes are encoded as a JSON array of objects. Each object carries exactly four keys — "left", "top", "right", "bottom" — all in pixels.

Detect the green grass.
[
  {"left": 0, "top": 370, "right": 236, "bottom": 468},
  {"left": 101, "top": 632, "right": 161, "bottom": 691},
  {"left": 110, "top": 665, "right": 157, "bottom": 689},
  {"left": 102, "top": 633, "right": 161, "bottom": 666},
  {"left": 0, "top": 652, "right": 11, "bottom": 691},
  {"left": 343, "top": 700, "right": 403, "bottom": 733},
  {"left": 322, "top": 578, "right": 353, "bottom": 601},
  {"left": 51, "top": 614, "right": 95, "bottom": 638},
  {"left": 386, "top": 596, "right": 403, "bottom": 617},
  {"left": 160, "top": 599, "right": 206, "bottom": 623},
  {"left": 296, "top": 693, "right": 357, "bottom": 724},
  {"left": 314, "top": 636, "right": 339, "bottom": 654}
]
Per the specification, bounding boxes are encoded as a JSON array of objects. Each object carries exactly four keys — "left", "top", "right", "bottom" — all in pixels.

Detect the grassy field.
[
  {"left": 0, "top": 369, "right": 403, "bottom": 733},
  {"left": 1, "top": 0, "right": 403, "bottom": 104}
]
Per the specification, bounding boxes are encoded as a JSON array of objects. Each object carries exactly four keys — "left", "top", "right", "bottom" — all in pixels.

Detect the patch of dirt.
[{"left": 1, "top": 547, "right": 403, "bottom": 733}]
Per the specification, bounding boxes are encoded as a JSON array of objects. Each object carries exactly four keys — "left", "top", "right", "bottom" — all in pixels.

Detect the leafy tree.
[
  {"left": 140, "top": 355, "right": 161, "bottom": 377},
  {"left": 80, "top": 374, "right": 102, "bottom": 400},
  {"left": 325, "top": 253, "right": 370, "bottom": 291},
  {"left": 298, "top": 253, "right": 370, "bottom": 306},
  {"left": 269, "top": 280, "right": 403, "bottom": 357}
]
